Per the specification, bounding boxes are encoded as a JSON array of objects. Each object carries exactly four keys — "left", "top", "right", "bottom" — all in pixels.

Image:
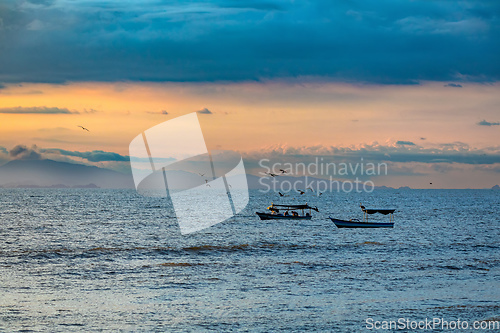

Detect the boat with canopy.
[
  {"left": 330, "top": 203, "right": 396, "bottom": 228},
  {"left": 256, "top": 203, "right": 319, "bottom": 220}
]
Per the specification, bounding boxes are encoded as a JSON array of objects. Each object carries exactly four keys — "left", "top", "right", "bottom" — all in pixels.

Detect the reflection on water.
[{"left": 0, "top": 189, "right": 499, "bottom": 332}]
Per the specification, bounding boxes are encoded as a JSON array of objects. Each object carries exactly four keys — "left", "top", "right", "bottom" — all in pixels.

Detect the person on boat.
[
  {"left": 284, "top": 211, "right": 289, "bottom": 216},
  {"left": 306, "top": 212, "right": 310, "bottom": 217}
]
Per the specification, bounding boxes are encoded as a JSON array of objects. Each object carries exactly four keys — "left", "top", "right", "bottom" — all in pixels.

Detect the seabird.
[
  {"left": 78, "top": 125, "right": 90, "bottom": 132},
  {"left": 298, "top": 190, "right": 305, "bottom": 195}
]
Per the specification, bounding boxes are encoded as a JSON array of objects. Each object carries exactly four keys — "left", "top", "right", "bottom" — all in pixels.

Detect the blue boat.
[
  {"left": 330, "top": 204, "right": 396, "bottom": 228},
  {"left": 329, "top": 218, "right": 394, "bottom": 228}
]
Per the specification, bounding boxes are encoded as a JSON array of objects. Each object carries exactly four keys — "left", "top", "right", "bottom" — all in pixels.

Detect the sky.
[{"left": 0, "top": 0, "right": 499, "bottom": 188}]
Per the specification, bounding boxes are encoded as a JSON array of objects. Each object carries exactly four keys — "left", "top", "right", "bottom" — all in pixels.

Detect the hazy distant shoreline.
[{"left": 0, "top": 159, "right": 499, "bottom": 190}]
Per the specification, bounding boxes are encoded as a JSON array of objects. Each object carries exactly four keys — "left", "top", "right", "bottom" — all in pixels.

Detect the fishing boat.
[
  {"left": 330, "top": 204, "right": 396, "bottom": 228},
  {"left": 256, "top": 203, "right": 319, "bottom": 220}
]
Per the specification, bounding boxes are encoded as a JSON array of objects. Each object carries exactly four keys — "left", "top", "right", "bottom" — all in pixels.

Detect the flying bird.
[
  {"left": 278, "top": 192, "right": 285, "bottom": 197},
  {"left": 279, "top": 169, "right": 288, "bottom": 174},
  {"left": 307, "top": 187, "right": 314, "bottom": 192},
  {"left": 198, "top": 173, "right": 205, "bottom": 177},
  {"left": 78, "top": 125, "right": 90, "bottom": 132},
  {"left": 266, "top": 172, "right": 278, "bottom": 177},
  {"left": 298, "top": 190, "right": 305, "bottom": 195}
]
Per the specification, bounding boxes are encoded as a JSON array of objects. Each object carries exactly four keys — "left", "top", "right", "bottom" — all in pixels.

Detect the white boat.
[{"left": 256, "top": 203, "right": 318, "bottom": 220}]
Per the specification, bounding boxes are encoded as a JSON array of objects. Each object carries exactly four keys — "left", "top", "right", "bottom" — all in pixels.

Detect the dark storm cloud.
[
  {"left": 0, "top": 106, "right": 77, "bottom": 114},
  {"left": 9, "top": 145, "right": 42, "bottom": 160},
  {"left": 0, "top": 0, "right": 499, "bottom": 84},
  {"left": 396, "top": 141, "right": 416, "bottom": 146},
  {"left": 477, "top": 120, "right": 500, "bottom": 126},
  {"left": 444, "top": 83, "right": 463, "bottom": 88}
]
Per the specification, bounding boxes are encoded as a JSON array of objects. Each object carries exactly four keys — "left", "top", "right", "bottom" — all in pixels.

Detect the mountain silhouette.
[{"left": 0, "top": 159, "right": 134, "bottom": 188}]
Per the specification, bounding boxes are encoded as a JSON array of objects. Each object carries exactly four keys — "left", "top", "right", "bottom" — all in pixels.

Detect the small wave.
[
  {"left": 465, "top": 264, "right": 489, "bottom": 271},
  {"left": 432, "top": 305, "right": 468, "bottom": 310},
  {"left": 183, "top": 244, "right": 250, "bottom": 252},
  {"left": 2, "top": 243, "right": 313, "bottom": 257},
  {"left": 417, "top": 264, "right": 490, "bottom": 272},
  {"left": 157, "top": 262, "right": 206, "bottom": 267},
  {"left": 431, "top": 304, "right": 500, "bottom": 311},
  {"left": 181, "top": 243, "right": 310, "bottom": 252},
  {"left": 87, "top": 246, "right": 150, "bottom": 252},
  {"left": 475, "top": 259, "right": 500, "bottom": 266},
  {"left": 442, "top": 265, "right": 461, "bottom": 270},
  {"left": 4, "top": 246, "right": 174, "bottom": 257},
  {"left": 440, "top": 264, "right": 491, "bottom": 271},
  {"left": 278, "top": 261, "right": 307, "bottom": 265},
  {"left": 356, "top": 241, "right": 385, "bottom": 246},
  {"left": 59, "top": 323, "right": 85, "bottom": 327}
]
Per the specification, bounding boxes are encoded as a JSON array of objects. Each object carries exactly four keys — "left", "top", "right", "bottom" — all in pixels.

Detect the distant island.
[
  {"left": 1, "top": 158, "right": 497, "bottom": 190},
  {"left": 0, "top": 183, "right": 99, "bottom": 189},
  {"left": 0, "top": 159, "right": 133, "bottom": 189}
]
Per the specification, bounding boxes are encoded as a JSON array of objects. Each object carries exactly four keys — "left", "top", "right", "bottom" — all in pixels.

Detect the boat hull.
[
  {"left": 256, "top": 212, "right": 312, "bottom": 220},
  {"left": 329, "top": 218, "right": 394, "bottom": 228}
]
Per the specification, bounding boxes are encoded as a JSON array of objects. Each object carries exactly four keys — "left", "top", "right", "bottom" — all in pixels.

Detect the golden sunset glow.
[{"left": 2, "top": 81, "right": 499, "bottom": 156}]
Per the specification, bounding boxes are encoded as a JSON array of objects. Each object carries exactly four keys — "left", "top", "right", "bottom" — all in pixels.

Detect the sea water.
[{"left": 0, "top": 189, "right": 499, "bottom": 332}]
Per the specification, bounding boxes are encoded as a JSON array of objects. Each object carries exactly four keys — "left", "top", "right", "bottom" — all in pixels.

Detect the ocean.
[{"left": 0, "top": 189, "right": 499, "bottom": 332}]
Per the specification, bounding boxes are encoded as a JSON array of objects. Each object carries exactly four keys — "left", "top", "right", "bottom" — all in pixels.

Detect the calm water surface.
[{"left": 0, "top": 189, "right": 499, "bottom": 332}]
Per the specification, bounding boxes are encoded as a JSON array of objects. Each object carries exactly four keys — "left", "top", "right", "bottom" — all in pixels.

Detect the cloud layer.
[
  {"left": 40, "top": 148, "right": 130, "bottom": 162},
  {"left": 246, "top": 142, "right": 500, "bottom": 166},
  {"left": 477, "top": 120, "right": 500, "bottom": 126},
  {"left": 197, "top": 108, "right": 213, "bottom": 114},
  {"left": 0, "top": 0, "right": 499, "bottom": 84},
  {"left": 0, "top": 106, "right": 77, "bottom": 114}
]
